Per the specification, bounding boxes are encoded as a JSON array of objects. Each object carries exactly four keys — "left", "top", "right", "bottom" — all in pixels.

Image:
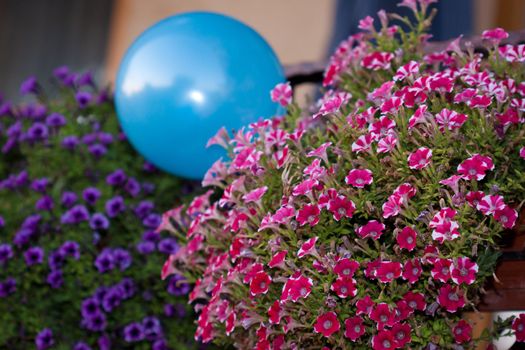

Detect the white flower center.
[{"left": 323, "top": 320, "right": 332, "bottom": 329}]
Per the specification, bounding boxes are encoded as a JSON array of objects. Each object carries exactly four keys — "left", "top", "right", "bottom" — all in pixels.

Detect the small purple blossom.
[
  {"left": 0, "top": 244, "right": 13, "bottom": 263},
  {"left": 53, "top": 66, "right": 69, "bottom": 80},
  {"left": 118, "top": 278, "right": 136, "bottom": 299},
  {"left": 22, "top": 214, "right": 42, "bottom": 230},
  {"left": 82, "top": 133, "right": 97, "bottom": 145},
  {"left": 142, "top": 230, "right": 160, "bottom": 242},
  {"left": 136, "top": 241, "right": 155, "bottom": 255},
  {"left": 20, "top": 76, "right": 38, "bottom": 95},
  {"left": 24, "top": 246, "right": 44, "bottom": 266},
  {"left": 73, "top": 342, "right": 92, "bottom": 350},
  {"left": 47, "top": 270, "right": 63, "bottom": 289},
  {"left": 102, "top": 286, "right": 122, "bottom": 312},
  {"left": 142, "top": 182, "right": 156, "bottom": 195},
  {"left": 143, "top": 161, "right": 157, "bottom": 173},
  {"left": 113, "top": 248, "right": 132, "bottom": 271},
  {"left": 134, "top": 201, "right": 154, "bottom": 219},
  {"left": 83, "top": 312, "right": 107, "bottom": 332},
  {"left": 31, "top": 178, "right": 50, "bottom": 193},
  {"left": 166, "top": 274, "right": 190, "bottom": 296},
  {"left": 98, "top": 132, "right": 114, "bottom": 145},
  {"left": 158, "top": 238, "right": 179, "bottom": 255},
  {"left": 123, "top": 322, "right": 145, "bottom": 342},
  {"left": 76, "top": 91, "right": 92, "bottom": 109},
  {"left": 0, "top": 277, "right": 16, "bottom": 297},
  {"left": 89, "top": 213, "right": 110, "bottom": 230},
  {"left": 60, "top": 241, "right": 80, "bottom": 260},
  {"left": 45, "top": 113, "right": 66, "bottom": 128},
  {"left": 62, "top": 135, "right": 80, "bottom": 150},
  {"left": 88, "top": 143, "right": 107, "bottom": 158},
  {"left": 83, "top": 187, "right": 101, "bottom": 205},
  {"left": 106, "top": 169, "right": 126, "bottom": 186},
  {"left": 142, "top": 316, "right": 162, "bottom": 341},
  {"left": 152, "top": 339, "right": 169, "bottom": 350},
  {"left": 142, "top": 213, "right": 161, "bottom": 229},
  {"left": 61, "top": 204, "right": 90, "bottom": 224},
  {"left": 35, "top": 328, "right": 54, "bottom": 350},
  {"left": 97, "top": 335, "right": 111, "bottom": 350},
  {"left": 15, "top": 170, "right": 29, "bottom": 187},
  {"left": 48, "top": 251, "right": 65, "bottom": 270},
  {"left": 77, "top": 72, "right": 94, "bottom": 87},
  {"left": 125, "top": 177, "right": 141, "bottom": 197},
  {"left": 61, "top": 191, "right": 77, "bottom": 208},
  {"left": 94, "top": 249, "right": 115, "bottom": 273},
  {"left": 27, "top": 122, "right": 49, "bottom": 141},
  {"left": 93, "top": 286, "right": 108, "bottom": 304},
  {"left": 35, "top": 195, "right": 54, "bottom": 211},
  {"left": 81, "top": 297, "right": 100, "bottom": 318},
  {"left": 105, "top": 196, "right": 125, "bottom": 218},
  {"left": 13, "top": 228, "right": 33, "bottom": 247}
]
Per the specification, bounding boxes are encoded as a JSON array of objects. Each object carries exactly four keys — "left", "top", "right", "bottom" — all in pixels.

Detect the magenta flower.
[
  {"left": 344, "top": 316, "right": 365, "bottom": 341},
  {"left": 375, "top": 261, "right": 402, "bottom": 283},
  {"left": 397, "top": 227, "right": 417, "bottom": 251},
  {"left": 377, "top": 134, "right": 398, "bottom": 153},
  {"left": 333, "top": 258, "right": 359, "bottom": 278},
  {"left": 242, "top": 186, "right": 268, "bottom": 204},
  {"left": 402, "top": 258, "right": 422, "bottom": 284},
  {"left": 437, "top": 284, "right": 465, "bottom": 313},
  {"left": 268, "top": 250, "right": 287, "bottom": 269},
  {"left": 431, "top": 258, "right": 452, "bottom": 283},
  {"left": 356, "top": 220, "right": 385, "bottom": 240},
  {"left": 482, "top": 27, "right": 509, "bottom": 45},
  {"left": 370, "top": 303, "right": 396, "bottom": 330},
  {"left": 351, "top": 133, "right": 374, "bottom": 153},
  {"left": 297, "top": 237, "right": 318, "bottom": 258},
  {"left": 361, "top": 51, "right": 394, "bottom": 71},
  {"left": 249, "top": 271, "right": 271, "bottom": 296},
  {"left": 267, "top": 300, "right": 283, "bottom": 325},
  {"left": 345, "top": 169, "right": 373, "bottom": 188},
  {"left": 327, "top": 195, "right": 356, "bottom": 221},
  {"left": 372, "top": 330, "right": 395, "bottom": 350},
  {"left": 281, "top": 274, "right": 312, "bottom": 302},
  {"left": 494, "top": 205, "right": 518, "bottom": 229},
  {"left": 457, "top": 154, "right": 494, "bottom": 180},
  {"left": 403, "top": 291, "right": 427, "bottom": 312},
  {"left": 393, "top": 60, "right": 419, "bottom": 81},
  {"left": 313, "top": 311, "right": 340, "bottom": 337},
  {"left": 330, "top": 277, "right": 357, "bottom": 298},
  {"left": 450, "top": 257, "right": 478, "bottom": 285},
  {"left": 435, "top": 109, "right": 468, "bottom": 132},
  {"left": 453, "top": 319, "right": 473, "bottom": 344},
  {"left": 270, "top": 82, "right": 292, "bottom": 107},
  {"left": 512, "top": 314, "right": 525, "bottom": 342},
  {"left": 313, "top": 92, "right": 351, "bottom": 119},
  {"left": 357, "top": 16, "right": 374, "bottom": 31},
  {"left": 476, "top": 194, "right": 506, "bottom": 215},
  {"left": 296, "top": 204, "right": 320, "bottom": 227},
  {"left": 407, "top": 147, "right": 432, "bottom": 170}
]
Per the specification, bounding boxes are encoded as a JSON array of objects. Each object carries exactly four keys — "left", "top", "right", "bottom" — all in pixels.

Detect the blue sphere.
[{"left": 115, "top": 12, "right": 284, "bottom": 179}]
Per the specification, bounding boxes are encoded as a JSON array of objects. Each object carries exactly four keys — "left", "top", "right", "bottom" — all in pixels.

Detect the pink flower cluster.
[{"left": 160, "top": 1, "right": 525, "bottom": 348}]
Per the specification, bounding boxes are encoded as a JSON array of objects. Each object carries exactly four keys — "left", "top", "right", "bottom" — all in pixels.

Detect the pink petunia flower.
[
  {"left": 270, "top": 82, "right": 293, "bottom": 107},
  {"left": 408, "top": 105, "right": 429, "bottom": 129},
  {"left": 402, "top": 258, "right": 422, "bottom": 284},
  {"left": 369, "top": 116, "right": 396, "bottom": 137},
  {"left": 161, "top": 254, "right": 176, "bottom": 280},
  {"left": 370, "top": 303, "right": 396, "bottom": 330},
  {"left": 330, "top": 277, "right": 357, "bottom": 298},
  {"left": 380, "top": 97, "right": 403, "bottom": 115},
  {"left": 476, "top": 194, "right": 505, "bottom": 215},
  {"left": 356, "top": 220, "right": 386, "bottom": 240},
  {"left": 307, "top": 142, "right": 332, "bottom": 164},
  {"left": 432, "top": 220, "right": 460, "bottom": 243},
  {"left": 358, "top": 16, "right": 374, "bottom": 31},
  {"left": 457, "top": 154, "right": 494, "bottom": 180},
  {"left": 494, "top": 205, "right": 518, "bottom": 229},
  {"left": 435, "top": 109, "right": 468, "bottom": 132},
  {"left": 407, "top": 147, "right": 433, "bottom": 170},
  {"left": 268, "top": 250, "right": 288, "bottom": 269},
  {"left": 512, "top": 314, "right": 525, "bottom": 342},
  {"left": 465, "top": 191, "right": 485, "bottom": 208},
  {"left": 392, "top": 323, "right": 412, "bottom": 348},
  {"left": 313, "top": 91, "right": 351, "bottom": 119},
  {"left": 344, "top": 316, "right": 366, "bottom": 341},
  {"left": 393, "top": 60, "right": 420, "bottom": 81},
  {"left": 297, "top": 237, "right": 318, "bottom": 258},
  {"left": 437, "top": 284, "right": 466, "bottom": 313},
  {"left": 327, "top": 195, "right": 356, "bottom": 221},
  {"left": 372, "top": 330, "right": 396, "bottom": 350},
  {"left": 292, "top": 178, "right": 319, "bottom": 197},
  {"left": 375, "top": 261, "right": 402, "bottom": 283},
  {"left": 333, "top": 258, "right": 360, "bottom": 278},
  {"left": 403, "top": 291, "right": 427, "bottom": 312},
  {"left": 313, "top": 311, "right": 341, "bottom": 337},
  {"left": 281, "top": 274, "right": 313, "bottom": 302},
  {"left": 431, "top": 258, "right": 453, "bottom": 283},
  {"left": 356, "top": 296, "right": 375, "bottom": 316},
  {"left": 268, "top": 300, "right": 283, "bottom": 325},
  {"left": 345, "top": 169, "right": 373, "bottom": 188},
  {"left": 499, "top": 44, "right": 525, "bottom": 63},
  {"left": 482, "top": 27, "right": 509, "bottom": 45},
  {"left": 296, "top": 204, "right": 320, "bottom": 227},
  {"left": 362, "top": 51, "right": 395, "bottom": 71},
  {"left": 453, "top": 320, "right": 473, "bottom": 344},
  {"left": 351, "top": 133, "right": 375, "bottom": 153},
  {"left": 377, "top": 134, "right": 398, "bottom": 153},
  {"left": 450, "top": 257, "right": 478, "bottom": 285},
  {"left": 520, "top": 147, "right": 525, "bottom": 159},
  {"left": 397, "top": 227, "right": 417, "bottom": 251},
  {"left": 439, "top": 175, "right": 462, "bottom": 195},
  {"left": 250, "top": 271, "right": 272, "bottom": 296},
  {"left": 242, "top": 186, "right": 268, "bottom": 204}
]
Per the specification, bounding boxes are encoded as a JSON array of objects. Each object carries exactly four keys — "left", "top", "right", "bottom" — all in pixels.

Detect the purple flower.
[
  {"left": 62, "top": 135, "right": 80, "bottom": 150},
  {"left": 118, "top": 278, "right": 136, "bottom": 299},
  {"left": 98, "top": 132, "right": 114, "bottom": 145},
  {"left": 81, "top": 297, "right": 100, "bottom": 318},
  {"left": 106, "top": 169, "right": 126, "bottom": 186},
  {"left": 60, "top": 241, "right": 80, "bottom": 260},
  {"left": 83, "top": 312, "right": 107, "bottom": 332},
  {"left": 35, "top": 328, "right": 54, "bottom": 350},
  {"left": 134, "top": 201, "right": 154, "bottom": 219},
  {"left": 0, "top": 277, "right": 16, "bottom": 297},
  {"left": 73, "top": 342, "right": 92, "bottom": 350},
  {"left": 125, "top": 177, "right": 141, "bottom": 197},
  {"left": 0, "top": 101, "right": 12, "bottom": 116},
  {"left": 89, "top": 213, "right": 109, "bottom": 230},
  {"left": 76, "top": 91, "right": 92, "bottom": 109},
  {"left": 83, "top": 187, "right": 101, "bottom": 205},
  {"left": 45, "top": 113, "right": 66, "bottom": 128},
  {"left": 105, "top": 196, "right": 125, "bottom": 218},
  {"left": 143, "top": 161, "right": 157, "bottom": 173},
  {"left": 123, "top": 322, "right": 145, "bottom": 342},
  {"left": 15, "top": 170, "right": 29, "bottom": 187},
  {"left": 152, "top": 339, "right": 169, "bottom": 350},
  {"left": 98, "top": 335, "right": 111, "bottom": 350},
  {"left": 88, "top": 143, "right": 107, "bottom": 158},
  {"left": 136, "top": 241, "right": 155, "bottom": 255},
  {"left": 158, "top": 238, "right": 179, "bottom": 255},
  {"left": 13, "top": 228, "right": 33, "bottom": 247},
  {"left": 94, "top": 250, "right": 114, "bottom": 273},
  {"left": 0, "top": 215, "right": 4, "bottom": 228},
  {"left": 31, "top": 178, "right": 50, "bottom": 193},
  {"left": 20, "top": 76, "right": 38, "bottom": 95},
  {"left": 142, "top": 316, "right": 162, "bottom": 341},
  {"left": 24, "top": 246, "right": 44, "bottom": 266},
  {"left": 22, "top": 214, "right": 41, "bottom": 230},
  {"left": 164, "top": 303, "right": 187, "bottom": 318},
  {"left": 102, "top": 287, "right": 122, "bottom": 312},
  {"left": 53, "top": 66, "right": 69, "bottom": 80},
  {"left": 35, "top": 195, "right": 54, "bottom": 211},
  {"left": 142, "top": 182, "right": 156, "bottom": 195},
  {"left": 113, "top": 248, "right": 132, "bottom": 271},
  {"left": 142, "top": 230, "right": 160, "bottom": 242},
  {"left": 61, "top": 205, "right": 90, "bottom": 224},
  {"left": 77, "top": 72, "right": 94, "bottom": 87},
  {"left": 0, "top": 244, "right": 13, "bottom": 263},
  {"left": 82, "top": 133, "right": 97, "bottom": 145},
  {"left": 27, "top": 122, "right": 49, "bottom": 141},
  {"left": 2, "top": 138, "right": 17, "bottom": 154},
  {"left": 143, "top": 213, "right": 161, "bottom": 229},
  {"left": 61, "top": 191, "right": 77, "bottom": 207},
  {"left": 46, "top": 270, "right": 63, "bottom": 289},
  {"left": 48, "top": 251, "right": 65, "bottom": 270},
  {"left": 94, "top": 286, "right": 108, "bottom": 304},
  {"left": 167, "top": 274, "right": 190, "bottom": 296}
]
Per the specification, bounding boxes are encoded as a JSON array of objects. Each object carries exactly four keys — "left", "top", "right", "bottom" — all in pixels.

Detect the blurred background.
[{"left": 0, "top": 0, "right": 524, "bottom": 102}]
